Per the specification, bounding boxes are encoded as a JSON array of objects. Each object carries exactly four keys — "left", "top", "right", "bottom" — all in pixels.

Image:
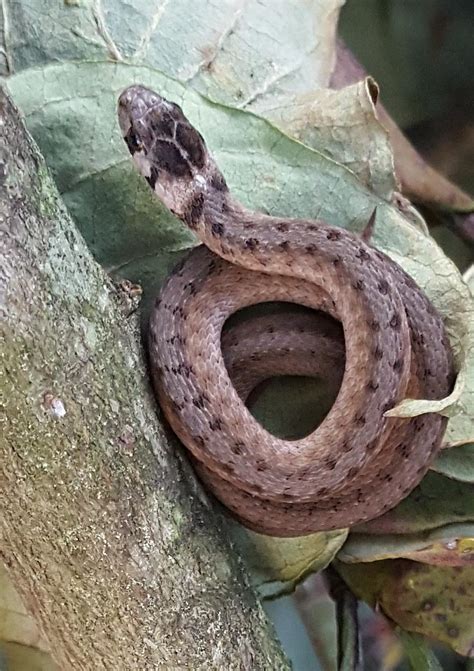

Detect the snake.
[{"left": 118, "top": 85, "right": 454, "bottom": 537}]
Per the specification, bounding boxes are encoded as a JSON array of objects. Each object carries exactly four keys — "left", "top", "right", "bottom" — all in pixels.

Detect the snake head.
[{"left": 118, "top": 85, "right": 210, "bottom": 217}]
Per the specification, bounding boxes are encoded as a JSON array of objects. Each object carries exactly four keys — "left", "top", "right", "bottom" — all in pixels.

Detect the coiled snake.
[{"left": 118, "top": 85, "right": 454, "bottom": 537}]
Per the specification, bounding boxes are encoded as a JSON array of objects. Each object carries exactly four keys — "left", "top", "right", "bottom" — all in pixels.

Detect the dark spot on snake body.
[
  {"left": 366, "top": 438, "right": 378, "bottom": 451},
  {"left": 305, "top": 244, "right": 317, "bottom": 253},
  {"left": 243, "top": 223, "right": 254, "bottom": 230},
  {"left": 393, "top": 358, "right": 403, "bottom": 372},
  {"left": 341, "top": 440, "right": 352, "bottom": 453},
  {"left": 356, "top": 247, "right": 370, "bottom": 261},
  {"left": 169, "top": 399, "right": 184, "bottom": 412},
  {"left": 145, "top": 165, "right": 160, "bottom": 189},
  {"left": 369, "top": 319, "right": 380, "bottom": 331},
  {"left": 210, "top": 172, "right": 228, "bottom": 191},
  {"left": 378, "top": 279, "right": 390, "bottom": 294},
  {"left": 398, "top": 444, "right": 410, "bottom": 459},
  {"left": 279, "top": 240, "right": 290, "bottom": 251},
  {"left": 423, "top": 367, "right": 433, "bottom": 378},
  {"left": 276, "top": 222, "right": 289, "bottom": 232},
  {"left": 193, "top": 435, "right": 205, "bottom": 448},
  {"left": 389, "top": 313, "right": 402, "bottom": 330},
  {"left": 256, "top": 460, "right": 267, "bottom": 472},
  {"left": 382, "top": 400, "right": 394, "bottom": 413},
  {"left": 347, "top": 466, "right": 359, "bottom": 478},
  {"left": 325, "top": 456, "right": 338, "bottom": 470},
  {"left": 175, "top": 122, "right": 206, "bottom": 168},
  {"left": 383, "top": 474, "right": 393, "bottom": 483},
  {"left": 245, "top": 238, "right": 259, "bottom": 249},
  {"left": 231, "top": 441, "right": 245, "bottom": 455},
  {"left": 184, "top": 192, "right": 204, "bottom": 228},
  {"left": 185, "top": 281, "right": 197, "bottom": 296},
  {"left": 326, "top": 229, "right": 342, "bottom": 241},
  {"left": 355, "top": 413, "right": 366, "bottom": 425},
  {"left": 192, "top": 394, "right": 206, "bottom": 410},
  {"left": 209, "top": 417, "right": 223, "bottom": 431},
  {"left": 332, "top": 256, "right": 341, "bottom": 266},
  {"left": 367, "top": 380, "right": 379, "bottom": 392},
  {"left": 353, "top": 279, "right": 365, "bottom": 291},
  {"left": 373, "top": 346, "right": 383, "bottom": 360},
  {"left": 307, "top": 224, "right": 319, "bottom": 232},
  {"left": 267, "top": 326, "right": 275, "bottom": 334},
  {"left": 221, "top": 462, "right": 235, "bottom": 475},
  {"left": 212, "top": 222, "right": 224, "bottom": 236},
  {"left": 155, "top": 139, "right": 192, "bottom": 178}
]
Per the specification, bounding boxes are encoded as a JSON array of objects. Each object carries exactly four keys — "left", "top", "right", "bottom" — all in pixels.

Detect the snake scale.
[{"left": 118, "top": 85, "right": 454, "bottom": 537}]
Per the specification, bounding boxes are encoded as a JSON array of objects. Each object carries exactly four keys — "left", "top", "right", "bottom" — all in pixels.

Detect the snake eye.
[{"left": 124, "top": 128, "right": 142, "bottom": 154}]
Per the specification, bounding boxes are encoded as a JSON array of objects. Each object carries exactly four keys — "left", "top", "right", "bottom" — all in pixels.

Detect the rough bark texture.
[{"left": 0, "top": 88, "right": 289, "bottom": 670}]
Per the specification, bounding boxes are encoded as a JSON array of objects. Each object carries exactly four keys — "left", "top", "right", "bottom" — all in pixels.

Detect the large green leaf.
[{"left": 336, "top": 560, "right": 474, "bottom": 657}]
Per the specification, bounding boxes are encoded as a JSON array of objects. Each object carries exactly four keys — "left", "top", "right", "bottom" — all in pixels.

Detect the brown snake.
[{"left": 118, "top": 85, "right": 454, "bottom": 537}]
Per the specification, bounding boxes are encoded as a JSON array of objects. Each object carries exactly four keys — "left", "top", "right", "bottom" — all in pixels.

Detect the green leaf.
[
  {"left": 229, "top": 523, "right": 348, "bottom": 599},
  {"left": 398, "top": 631, "right": 443, "bottom": 671},
  {"left": 335, "top": 560, "right": 474, "bottom": 657},
  {"left": 356, "top": 472, "right": 474, "bottom": 535},
  {"left": 432, "top": 443, "right": 474, "bottom": 483},
  {"left": 339, "top": 523, "right": 474, "bottom": 565}
]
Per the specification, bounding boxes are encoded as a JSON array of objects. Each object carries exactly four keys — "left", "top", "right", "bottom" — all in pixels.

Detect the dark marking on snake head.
[
  {"left": 145, "top": 164, "right": 160, "bottom": 189},
  {"left": 154, "top": 139, "right": 192, "bottom": 178},
  {"left": 210, "top": 173, "right": 228, "bottom": 191},
  {"left": 124, "top": 128, "right": 142, "bottom": 154},
  {"left": 184, "top": 192, "right": 204, "bottom": 228},
  {"left": 211, "top": 222, "right": 224, "bottom": 236},
  {"left": 326, "top": 229, "right": 342, "bottom": 241},
  {"left": 245, "top": 238, "right": 259, "bottom": 250},
  {"left": 151, "top": 111, "right": 175, "bottom": 138},
  {"left": 175, "top": 122, "right": 206, "bottom": 169},
  {"left": 389, "top": 313, "right": 402, "bottom": 330}
]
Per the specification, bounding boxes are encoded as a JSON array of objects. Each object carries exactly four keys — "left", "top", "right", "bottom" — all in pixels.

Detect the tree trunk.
[{"left": 0, "top": 88, "right": 289, "bottom": 671}]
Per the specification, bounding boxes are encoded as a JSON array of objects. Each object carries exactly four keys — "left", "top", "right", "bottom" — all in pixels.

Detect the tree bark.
[{"left": 0, "top": 88, "right": 289, "bottom": 670}]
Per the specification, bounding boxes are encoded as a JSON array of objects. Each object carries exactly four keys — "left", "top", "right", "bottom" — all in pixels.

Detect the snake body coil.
[{"left": 118, "top": 85, "right": 454, "bottom": 537}]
